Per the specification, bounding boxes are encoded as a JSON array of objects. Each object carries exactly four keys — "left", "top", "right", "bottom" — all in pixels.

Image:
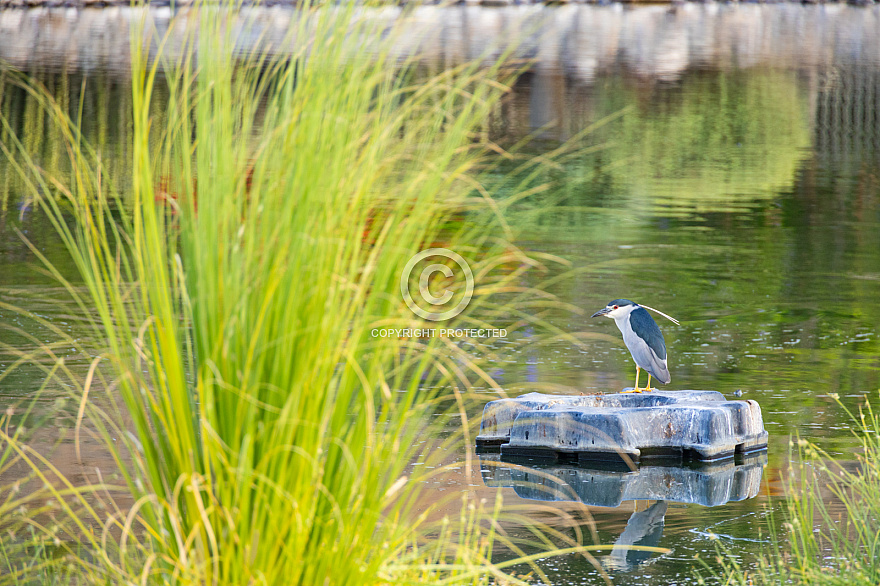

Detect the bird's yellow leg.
[
  {"left": 623, "top": 366, "right": 642, "bottom": 393},
  {"left": 645, "top": 373, "right": 654, "bottom": 393}
]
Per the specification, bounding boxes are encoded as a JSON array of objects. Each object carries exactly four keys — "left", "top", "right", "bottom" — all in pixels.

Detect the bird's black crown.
[{"left": 607, "top": 299, "right": 636, "bottom": 307}]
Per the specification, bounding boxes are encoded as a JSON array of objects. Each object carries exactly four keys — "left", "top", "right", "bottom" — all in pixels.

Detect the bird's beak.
[{"left": 591, "top": 307, "right": 611, "bottom": 318}]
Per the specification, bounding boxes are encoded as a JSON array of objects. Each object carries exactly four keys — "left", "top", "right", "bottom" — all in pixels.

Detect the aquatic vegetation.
[
  {"left": 0, "top": 3, "right": 613, "bottom": 584},
  {"left": 708, "top": 394, "right": 880, "bottom": 586}
]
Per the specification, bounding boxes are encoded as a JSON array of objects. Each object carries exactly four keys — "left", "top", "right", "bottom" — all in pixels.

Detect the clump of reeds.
[
  {"left": 0, "top": 2, "right": 613, "bottom": 584},
  {"left": 708, "top": 393, "right": 880, "bottom": 586}
]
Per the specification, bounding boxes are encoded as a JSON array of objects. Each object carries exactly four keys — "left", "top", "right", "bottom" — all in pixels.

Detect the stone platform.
[{"left": 476, "top": 390, "right": 768, "bottom": 463}]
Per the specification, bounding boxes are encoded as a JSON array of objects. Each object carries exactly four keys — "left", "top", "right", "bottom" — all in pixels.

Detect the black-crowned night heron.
[{"left": 591, "top": 299, "right": 680, "bottom": 393}]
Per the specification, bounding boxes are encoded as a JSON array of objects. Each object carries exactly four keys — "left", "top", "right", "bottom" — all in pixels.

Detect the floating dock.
[{"left": 476, "top": 390, "right": 768, "bottom": 463}]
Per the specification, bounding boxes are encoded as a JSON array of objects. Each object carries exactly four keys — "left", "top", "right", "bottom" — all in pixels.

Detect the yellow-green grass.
[
  {"left": 0, "top": 2, "right": 628, "bottom": 584},
  {"left": 707, "top": 394, "right": 880, "bottom": 586}
]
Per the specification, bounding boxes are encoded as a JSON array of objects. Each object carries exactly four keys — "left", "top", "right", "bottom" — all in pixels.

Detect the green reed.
[
  {"left": 707, "top": 393, "right": 880, "bottom": 586},
  {"left": 0, "top": 2, "right": 620, "bottom": 584}
]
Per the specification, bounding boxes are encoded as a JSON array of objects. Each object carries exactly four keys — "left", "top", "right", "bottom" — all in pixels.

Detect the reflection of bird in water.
[
  {"left": 591, "top": 299, "right": 679, "bottom": 393},
  {"left": 603, "top": 500, "right": 668, "bottom": 572}
]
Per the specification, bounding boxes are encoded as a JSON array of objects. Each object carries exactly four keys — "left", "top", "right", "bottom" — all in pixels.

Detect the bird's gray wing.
[
  {"left": 627, "top": 308, "right": 671, "bottom": 383},
  {"left": 629, "top": 308, "right": 666, "bottom": 359}
]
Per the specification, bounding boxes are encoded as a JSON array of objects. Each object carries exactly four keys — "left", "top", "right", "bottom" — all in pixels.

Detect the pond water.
[{"left": 1, "top": 4, "right": 880, "bottom": 585}]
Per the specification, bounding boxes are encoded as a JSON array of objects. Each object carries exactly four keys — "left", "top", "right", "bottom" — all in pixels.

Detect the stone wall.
[{"left": 0, "top": 4, "right": 879, "bottom": 78}]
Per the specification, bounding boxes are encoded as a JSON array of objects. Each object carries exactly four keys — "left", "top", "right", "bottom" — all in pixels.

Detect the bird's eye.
[{"left": 613, "top": 305, "right": 619, "bottom": 310}]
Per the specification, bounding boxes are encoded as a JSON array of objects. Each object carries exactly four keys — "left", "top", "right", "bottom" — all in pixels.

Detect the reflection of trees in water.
[
  {"left": 499, "top": 69, "right": 812, "bottom": 220},
  {"left": 497, "top": 61, "right": 880, "bottom": 223},
  {"left": 608, "top": 70, "right": 811, "bottom": 215},
  {"left": 0, "top": 68, "right": 137, "bottom": 286},
  {"left": 0, "top": 68, "right": 135, "bottom": 209},
  {"left": 814, "top": 66, "right": 880, "bottom": 170}
]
